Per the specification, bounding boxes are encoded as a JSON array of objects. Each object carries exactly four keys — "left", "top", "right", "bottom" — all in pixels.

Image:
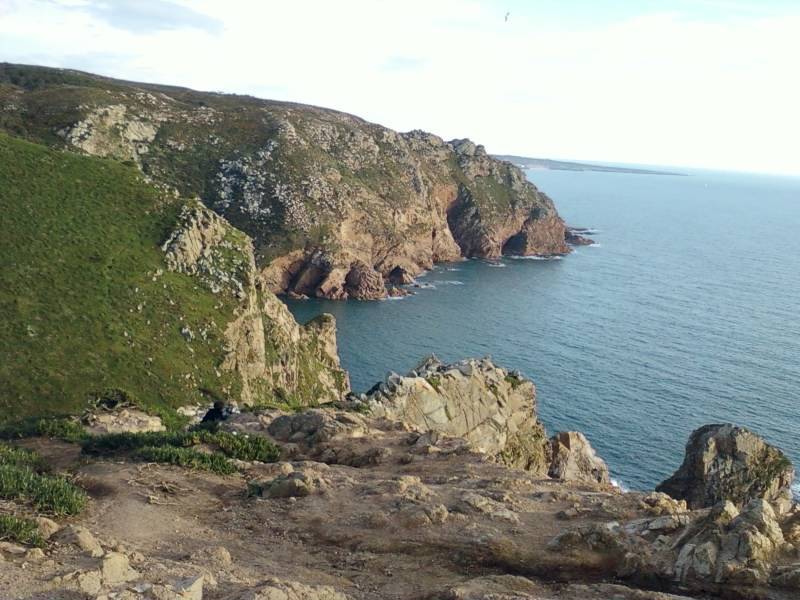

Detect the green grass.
[
  {"left": 0, "top": 132, "right": 244, "bottom": 420},
  {"left": 0, "top": 443, "right": 87, "bottom": 516},
  {"left": 0, "top": 514, "right": 45, "bottom": 547},
  {"left": 134, "top": 445, "right": 236, "bottom": 475},
  {"left": 82, "top": 429, "right": 279, "bottom": 463},
  {"left": 0, "top": 417, "right": 90, "bottom": 443}
]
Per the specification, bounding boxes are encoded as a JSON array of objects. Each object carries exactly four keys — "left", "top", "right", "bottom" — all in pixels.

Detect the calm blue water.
[{"left": 287, "top": 167, "right": 800, "bottom": 491}]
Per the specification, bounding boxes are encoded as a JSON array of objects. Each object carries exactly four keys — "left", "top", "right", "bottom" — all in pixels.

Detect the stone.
[
  {"left": 656, "top": 424, "right": 794, "bottom": 511},
  {"left": 34, "top": 516, "right": 61, "bottom": 540},
  {"left": 101, "top": 552, "right": 138, "bottom": 584},
  {"left": 57, "top": 526, "right": 104, "bottom": 557},
  {"left": 173, "top": 575, "right": 204, "bottom": 600},
  {"left": 250, "top": 471, "right": 328, "bottom": 499},
  {"left": 77, "top": 570, "right": 103, "bottom": 595},
  {"left": 235, "top": 577, "right": 349, "bottom": 599},
  {"left": 84, "top": 408, "right": 165, "bottom": 435},
  {"left": 24, "top": 548, "right": 45, "bottom": 561},
  {"left": 548, "top": 431, "right": 611, "bottom": 485}
]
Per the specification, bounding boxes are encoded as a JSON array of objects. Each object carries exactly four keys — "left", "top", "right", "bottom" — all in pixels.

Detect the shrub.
[
  {"left": 0, "top": 417, "right": 89, "bottom": 443},
  {"left": 134, "top": 446, "right": 236, "bottom": 475},
  {"left": 82, "top": 429, "right": 279, "bottom": 463},
  {"left": 0, "top": 514, "right": 44, "bottom": 547},
  {"left": 0, "top": 464, "right": 87, "bottom": 516}
]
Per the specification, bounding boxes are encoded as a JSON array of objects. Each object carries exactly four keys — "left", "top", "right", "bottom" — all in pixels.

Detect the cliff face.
[
  {"left": 161, "top": 202, "right": 349, "bottom": 406},
  {"left": 0, "top": 64, "right": 571, "bottom": 300}
]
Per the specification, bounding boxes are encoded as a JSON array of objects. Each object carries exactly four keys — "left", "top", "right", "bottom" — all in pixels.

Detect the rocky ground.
[{"left": 2, "top": 360, "right": 799, "bottom": 600}]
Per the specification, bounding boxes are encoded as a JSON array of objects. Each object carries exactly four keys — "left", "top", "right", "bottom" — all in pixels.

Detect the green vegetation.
[
  {"left": 0, "top": 514, "right": 44, "bottom": 547},
  {"left": 0, "top": 443, "right": 87, "bottom": 516},
  {"left": 133, "top": 445, "right": 236, "bottom": 475},
  {"left": 504, "top": 374, "right": 524, "bottom": 390},
  {"left": 82, "top": 428, "right": 279, "bottom": 464},
  {"left": 426, "top": 375, "right": 443, "bottom": 392},
  {"left": 0, "top": 132, "right": 243, "bottom": 420},
  {"left": 0, "top": 417, "right": 90, "bottom": 443}
]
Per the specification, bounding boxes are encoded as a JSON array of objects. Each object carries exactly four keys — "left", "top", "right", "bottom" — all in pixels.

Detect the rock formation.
[
  {"left": 656, "top": 424, "right": 794, "bottom": 513},
  {"left": 0, "top": 63, "right": 579, "bottom": 301},
  {"left": 363, "top": 356, "right": 608, "bottom": 482},
  {"left": 162, "top": 201, "right": 349, "bottom": 405},
  {"left": 548, "top": 431, "right": 611, "bottom": 485}
]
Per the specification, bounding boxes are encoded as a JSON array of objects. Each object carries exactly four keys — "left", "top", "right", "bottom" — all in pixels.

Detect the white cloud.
[{"left": 0, "top": 0, "right": 798, "bottom": 175}]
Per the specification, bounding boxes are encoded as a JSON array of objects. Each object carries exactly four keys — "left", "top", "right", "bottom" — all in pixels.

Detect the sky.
[{"left": 1, "top": 0, "right": 799, "bottom": 175}]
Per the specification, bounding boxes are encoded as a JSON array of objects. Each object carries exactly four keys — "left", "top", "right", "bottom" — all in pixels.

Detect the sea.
[{"left": 286, "top": 165, "right": 800, "bottom": 492}]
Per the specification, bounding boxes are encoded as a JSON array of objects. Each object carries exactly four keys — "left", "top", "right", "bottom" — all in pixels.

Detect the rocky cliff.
[{"left": 0, "top": 63, "right": 575, "bottom": 300}]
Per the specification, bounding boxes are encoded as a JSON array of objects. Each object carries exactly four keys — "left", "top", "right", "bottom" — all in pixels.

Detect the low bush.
[
  {"left": 82, "top": 429, "right": 279, "bottom": 463},
  {"left": 134, "top": 446, "right": 236, "bottom": 475},
  {"left": 0, "top": 463, "right": 87, "bottom": 516},
  {"left": 0, "top": 514, "right": 44, "bottom": 547}
]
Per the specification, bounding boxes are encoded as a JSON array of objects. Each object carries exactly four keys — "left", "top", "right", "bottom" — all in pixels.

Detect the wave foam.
[
  {"left": 486, "top": 262, "right": 507, "bottom": 268},
  {"left": 506, "top": 255, "right": 562, "bottom": 261},
  {"left": 610, "top": 478, "right": 630, "bottom": 493}
]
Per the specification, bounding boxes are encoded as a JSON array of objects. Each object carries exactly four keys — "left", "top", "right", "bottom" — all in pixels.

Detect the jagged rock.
[
  {"left": 638, "top": 492, "right": 688, "bottom": 516},
  {"left": 232, "top": 577, "right": 349, "bottom": 599},
  {"left": 366, "top": 357, "right": 550, "bottom": 474},
  {"left": 548, "top": 431, "right": 611, "bottom": 485},
  {"left": 672, "top": 498, "right": 786, "bottom": 585},
  {"left": 657, "top": 424, "right": 795, "bottom": 512}
]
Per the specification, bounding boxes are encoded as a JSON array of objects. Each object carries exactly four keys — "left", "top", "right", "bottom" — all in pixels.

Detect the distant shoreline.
[{"left": 494, "top": 154, "right": 688, "bottom": 176}]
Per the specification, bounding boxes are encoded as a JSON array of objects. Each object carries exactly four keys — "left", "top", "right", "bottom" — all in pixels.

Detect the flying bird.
[{"left": 505, "top": 11, "right": 510, "bottom": 22}]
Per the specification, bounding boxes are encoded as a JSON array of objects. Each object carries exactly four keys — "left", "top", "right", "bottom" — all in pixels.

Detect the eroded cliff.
[{"left": 0, "top": 63, "right": 574, "bottom": 300}]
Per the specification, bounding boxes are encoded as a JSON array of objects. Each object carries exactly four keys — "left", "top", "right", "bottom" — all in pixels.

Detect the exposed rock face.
[
  {"left": 161, "top": 201, "right": 349, "bottom": 405},
  {"left": 672, "top": 499, "right": 786, "bottom": 586},
  {"left": 656, "top": 424, "right": 794, "bottom": 513},
  {"left": 365, "top": 357, "right": 550, "bottom": 474},
  {"left": 0, "top": 64, "right": 574, "bottom": 301},
  {"left": 548, "top": 431, "right": 611, "bottom": 485}
]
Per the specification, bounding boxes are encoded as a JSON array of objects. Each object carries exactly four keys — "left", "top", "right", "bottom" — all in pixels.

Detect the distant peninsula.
[{"left": 494, "top": 154, "right": 687, "bottom": 176}]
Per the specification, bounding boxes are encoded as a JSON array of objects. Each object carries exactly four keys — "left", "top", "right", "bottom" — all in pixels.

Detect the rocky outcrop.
[
  {"left": 364, "top": 357, "right": 549, "bottom": 474},
  {"left": 548, "top": 431, "right": 611, "bottom": 485},
  {"left": 161, "top": 201, "right": 349, "bottom": 406},
  {"left": 656, "top": 424, "right": 794, "bottom": 513},
  {"left": 0, "top": 64, "right": 575, "bottom": 301},
  {"left": 363, "top": 357, "right": 609, "bottom": 482}
]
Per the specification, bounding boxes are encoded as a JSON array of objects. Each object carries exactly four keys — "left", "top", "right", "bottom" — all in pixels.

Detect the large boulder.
[
  {"left": 366, "top": 357, "right": 549, "bottom": 474},
  {"left": 672, "top": 499, "right": 787, "bottom": 586},
  {"left": 548, "top": 431, "right": 611, "bottom": 485},
  {"left": 656, "top": 424, "right": 794, "bottom": 512}
]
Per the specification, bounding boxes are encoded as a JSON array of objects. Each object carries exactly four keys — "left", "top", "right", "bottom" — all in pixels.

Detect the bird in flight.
[{"left": 505, "top": 11, "right": 510, "bottom": 22}]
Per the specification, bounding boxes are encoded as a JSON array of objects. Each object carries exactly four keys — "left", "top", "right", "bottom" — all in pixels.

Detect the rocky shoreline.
[{"left": 1, "top": 358, "right": 798, "bottom": 600}]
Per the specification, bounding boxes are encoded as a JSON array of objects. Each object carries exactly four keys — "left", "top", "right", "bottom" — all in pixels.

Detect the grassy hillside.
[{"left": 0, "top": 132, "right": 243, "bottom": 421}]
